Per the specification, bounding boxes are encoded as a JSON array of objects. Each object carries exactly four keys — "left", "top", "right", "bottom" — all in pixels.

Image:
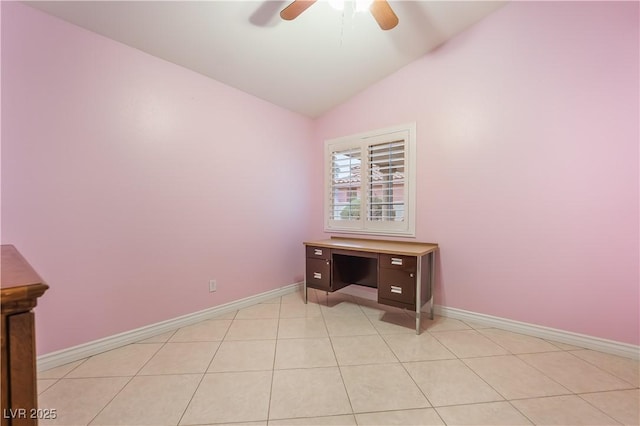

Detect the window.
[{"left": 325, "top": 123, "right": 416, "bottom": 236}]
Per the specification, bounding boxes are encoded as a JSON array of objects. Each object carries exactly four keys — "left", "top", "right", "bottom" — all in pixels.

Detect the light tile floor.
[{"left": 38, "top": 289, "right": 639, "bottom": 425}]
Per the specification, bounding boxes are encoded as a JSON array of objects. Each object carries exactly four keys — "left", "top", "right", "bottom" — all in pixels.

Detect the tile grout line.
[
  {"left": 85, "top": 375, "right": 137, "bottom": 426},
  {"left": 320, "top": 292, "right": 358, "bottom": 420},
  {"left": 564, "top": 350, "right": 640, "bottom": 388},
  {"left": 346, "top": 296, "right": 445, "bottom": 422},
  {"left": 377, "top": 317, "right": 450, "bottom": 425},
  {"left": 439, "top": 329, "right": 583, "bottom": 424},
  {"left": 502, "top": 399, "right": 538, "bottom": 426},
  {"left": 429, "top": 329, "right": 515, "bottom": 415},
  {"left": 84, "top": 337, "right": 172, "bottom": 426},
  {"left": 574, "top": 391, "right": 632, "bottom": 426},
  {"left": 518, "top": 345, "right": 633, "bottom": 425},
  {"left": 478, "top": 325, "right": 637, "bottom": 377},
  {"left": 174, "top": 310, "right": 235, "bottom": 426},
  {"left": 38, "top": 355, "right": 90, "bottom": 395},
  {"left": 455, "top": 337, "right": 630, "bottom": 426},
  {"left": 431, "top": 327, "right": 603, "bottom": 424},
  {"left": 265, "top": 296, "right": 283, "bottom": 423},
  {"left": 515, "top": 350, "right": 635, "bottom": 395},
  {"left": 417, "top": 327, "right": 538, "bottom": 425}
]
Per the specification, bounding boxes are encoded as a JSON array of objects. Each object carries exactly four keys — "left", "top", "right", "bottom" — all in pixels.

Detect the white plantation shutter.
[
  {"left": 330, "top": 145, "right": 362, "bottom": 222},
  {"left": 325, "top": 124, "right": 416, "bottom": 236},
  {"left": 367, "top": 140, "right": 405, "bottom": 223}
]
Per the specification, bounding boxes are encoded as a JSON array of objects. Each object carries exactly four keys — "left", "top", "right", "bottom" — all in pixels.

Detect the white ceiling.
[{"left": 26, "top": 1, "right": 507, "bottom": 118}]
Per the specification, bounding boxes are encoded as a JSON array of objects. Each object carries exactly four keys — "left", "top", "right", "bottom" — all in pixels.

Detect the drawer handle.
[
  {"left": 313, "top": 272, "right": 322, "bottom": 279},
  {"left": 390, "top": 285, "right": 403, "bottom": 294},
  {"left": 391, "top": 257, "right": 403, "bottom": 266},
  {"left": 314, "top": 249, "right": 323, "bottom": 256}
]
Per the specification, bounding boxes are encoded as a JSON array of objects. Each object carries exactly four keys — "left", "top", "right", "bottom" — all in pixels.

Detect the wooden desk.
[
  {"left": 303, "top": 237, "right": 438, "bottom": 334},
  {"left": 1, "top": 246, "right": 49, "bottom": 426}
]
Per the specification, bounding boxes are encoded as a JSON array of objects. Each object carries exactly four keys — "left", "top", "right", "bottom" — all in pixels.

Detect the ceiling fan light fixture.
[
  {"left": 328, "top": 0, "right": 345, "bottom": 11},
  {"left": 280, "top": 0, "right": 398, "bottom": 30},
  {"left": 355, "top": 0, "right": 374, "bottom": 13}
]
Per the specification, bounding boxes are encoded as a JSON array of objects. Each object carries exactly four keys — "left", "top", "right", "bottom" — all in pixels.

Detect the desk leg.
[
  {"left": 416, "top": 256, "right": 422, "bottom": 335},
  {"left": 429, "top": 251, "right": 435, "bottom": 320},
  {"left": 304, "top": 281, "right": 308, "bottom": 304}
]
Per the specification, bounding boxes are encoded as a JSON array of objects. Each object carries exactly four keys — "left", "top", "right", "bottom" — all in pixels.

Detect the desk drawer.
[
  {"left": 305, "top": 258, "right": 331, "bottom": 291},
  {"left": 306, "top": 246, "right": 330, "bottom": 260},
  {"left": 380, "top": 254, "right": 416, "bottom": 271},
  {"left": 378, "top": 268, "right": 415, "bottom": 305}
]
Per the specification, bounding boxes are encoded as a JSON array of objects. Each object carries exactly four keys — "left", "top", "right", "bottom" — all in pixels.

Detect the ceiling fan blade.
[
  {"left": 280, "top": 0, "right": 317, "bottom": 21},
  {"left": 370, "top": 0, "right": 399, "bottom": 30}
]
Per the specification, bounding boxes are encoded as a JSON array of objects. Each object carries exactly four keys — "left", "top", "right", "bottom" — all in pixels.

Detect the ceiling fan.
[{"left": 280, "top": 0, "right": 399, "bottom": 31}]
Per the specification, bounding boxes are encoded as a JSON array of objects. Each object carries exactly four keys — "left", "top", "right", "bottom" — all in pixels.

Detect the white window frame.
[{"left": 324, "top": 122, "right": 416, "bottom": 237}]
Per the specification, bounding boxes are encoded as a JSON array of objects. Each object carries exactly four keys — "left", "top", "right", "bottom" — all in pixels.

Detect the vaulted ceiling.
[{"left": 26, "top": 1, "right": 507, "bottom": 117}]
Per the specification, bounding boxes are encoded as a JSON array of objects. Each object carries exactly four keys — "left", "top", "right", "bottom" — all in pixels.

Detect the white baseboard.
[
  {"left": 435, "top": 305, "right": 640, "bottom": 360},
  {"left": 38, "top": 283, "right": 638, "bottom": 371},
  {"left": 37, "top": 282, "right": 303, "bottom": 372},
  {"left": 335, "top": 287, "right": 638, "bottom": 360}
]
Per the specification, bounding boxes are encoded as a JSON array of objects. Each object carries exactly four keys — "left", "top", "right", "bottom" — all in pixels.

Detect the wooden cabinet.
[{"left": 1, "top": 246, "right": 49, "bottom": 426}]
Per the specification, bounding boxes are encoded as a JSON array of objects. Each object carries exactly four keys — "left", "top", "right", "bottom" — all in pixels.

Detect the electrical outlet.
[{"left": 209, "top": 279, "right": 217, "bottom": 292}]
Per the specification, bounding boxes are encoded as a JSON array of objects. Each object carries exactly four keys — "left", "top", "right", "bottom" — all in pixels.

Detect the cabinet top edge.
[{"left": 1, "top": 244, "right": 47, "bottom": 290}]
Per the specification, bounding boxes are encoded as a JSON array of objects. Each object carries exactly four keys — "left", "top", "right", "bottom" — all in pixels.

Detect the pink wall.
[
  {"left": 313, "top": 1, "right": 639, "bottom": 345},
  {"left": 1, "top": 2, "right": 314, "bottom": 354},
  {"left": 2, "top": 1, "right": 638, "bottom": 355}
]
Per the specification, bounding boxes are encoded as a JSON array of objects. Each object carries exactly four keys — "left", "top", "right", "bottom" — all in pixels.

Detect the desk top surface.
[{"left": 304, "top": 237, "right": 438, "bottom": 256}]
